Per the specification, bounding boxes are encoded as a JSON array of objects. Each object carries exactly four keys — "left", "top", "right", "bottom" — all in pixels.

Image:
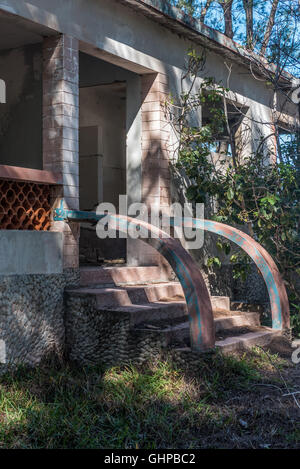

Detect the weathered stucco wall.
[
  {"left": 0, "top": 1, "right": 279, "bottom": 119},
  {"left": 0, "top": 0, "right": 283, "bottom": 204},
  {"left": 0, "top": 231, "right": 63, "bottom": 275}
]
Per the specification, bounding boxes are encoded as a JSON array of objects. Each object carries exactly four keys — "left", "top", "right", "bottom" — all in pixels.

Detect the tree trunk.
[
  {"left": 200, "top": 0, "right": 214, "bottom": 23},
  {"left": 260, "top": 0, "right": 280, "bottom": 56},
  {"left": 218, "top": 0, "right": 234, "bottom": 39},
  {"left": 243, "top": 0, "right": 254, "bottom": 49}
]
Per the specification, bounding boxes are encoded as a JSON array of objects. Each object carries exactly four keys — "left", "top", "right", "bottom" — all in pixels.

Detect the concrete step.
[
  {"left": 174, "top": 329, "right": 281, "bottom": 355},
  {"left": 215, "top": 328, "right": 281, "bottom": 353},
  {"left": 215, "top": 312, "right": 261, "bottom": 331},
  {"left": 230, "top": 301, "right": 264, "bottom": 313},
  {"left": 211, "top": 296, "right": 230, "bottom": 311},
  {"left": 125, "top": 282, "right": 184, "bottom": 304},
  {"left": 124, "top": 285, "right": 230, "bottom": 310},
  {"left": 67, "top": 283, "right": 185, "bottom": 307},
  {"left": 66, "top": 287, "right": 132, "bottom": 307},
  {"left": 79, "top": 266, "right": 171, "bottom": 286},
  {"left": 100, "top": 301, "right": 188, "bottom": 326},
  {"left": 67, "top": 286, "right": 188, "bottom": 325},
  {"left": 134, "top": 311, "right": 261, "bottom": 347},
  {"left": 77, "top": 273, "right": 231, "bottom": 309}
]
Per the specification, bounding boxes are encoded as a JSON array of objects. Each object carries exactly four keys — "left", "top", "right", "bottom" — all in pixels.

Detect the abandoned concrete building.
[{"left": 0, "top": 0, "right": 296, "bottom": 366}]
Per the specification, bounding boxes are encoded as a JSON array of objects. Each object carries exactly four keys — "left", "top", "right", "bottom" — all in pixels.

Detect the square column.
[
  {"left": 141, "top": 73, "right": 171, "bottom": 210},
  {"left": 42, "top": 34, "right": 79, "bottom": 269},
  {"left": 139, "top": 72, "right": 171, "bottom": 266}
]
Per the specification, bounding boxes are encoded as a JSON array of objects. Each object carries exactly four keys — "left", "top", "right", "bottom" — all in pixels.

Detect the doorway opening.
[{"left": 79, "top": 53, "right": 131, "bottom": 266}]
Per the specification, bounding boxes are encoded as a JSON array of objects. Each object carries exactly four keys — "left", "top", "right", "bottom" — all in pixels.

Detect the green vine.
[{"left": 166, "top": 50, "right": 300, "bottom": 336}]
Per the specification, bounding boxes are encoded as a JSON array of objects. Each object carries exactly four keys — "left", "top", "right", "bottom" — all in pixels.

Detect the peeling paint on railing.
[{"left": 54, "top": 204, "right": 290, "bottom": 349}]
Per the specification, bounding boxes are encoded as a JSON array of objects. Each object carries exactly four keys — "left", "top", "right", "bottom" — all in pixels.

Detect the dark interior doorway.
[{"left": 79, "top": 56, "right": 128, "bottom": 266}]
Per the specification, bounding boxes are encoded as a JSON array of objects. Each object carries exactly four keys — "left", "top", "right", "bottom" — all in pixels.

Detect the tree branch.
[
  {"left": 200, "top": 0, "right": 214, "bottom": 23},
  {"left": 260, "top": 0, "right": 280, "bottom": 56},
  {"left": 243, "top": 0, "right": 254, "bottom": 50},
  {"left": 218, "top": 0, "right": 234, "bottom": 39}
]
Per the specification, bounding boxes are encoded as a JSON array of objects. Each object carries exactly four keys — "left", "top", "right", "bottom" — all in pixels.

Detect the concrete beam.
[{"left": 0, "top": 231, "right": 63, "bottom": 275}]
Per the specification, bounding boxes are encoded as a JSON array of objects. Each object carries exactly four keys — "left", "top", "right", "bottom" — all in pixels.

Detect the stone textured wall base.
[
  {"left": 65, "top": 293, "right": 171, "bottom": 366},
  {"left": 0, "top": 269, "right": 79, "bottom": 371}
]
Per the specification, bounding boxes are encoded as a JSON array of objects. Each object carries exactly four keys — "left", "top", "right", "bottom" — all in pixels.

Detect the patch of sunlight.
[{"left": 102, "top": 362, "right": 200, "bottom": 405}]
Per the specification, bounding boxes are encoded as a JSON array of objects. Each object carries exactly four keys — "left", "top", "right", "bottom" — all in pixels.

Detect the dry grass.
[{"left": 0, "top": 340, "right": 299, "bottom": 449}]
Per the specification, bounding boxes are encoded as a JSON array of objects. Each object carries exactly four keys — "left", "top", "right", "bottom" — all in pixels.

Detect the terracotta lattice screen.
[{"left": 0, "top": 180, "right": 52, "bottom": 231}]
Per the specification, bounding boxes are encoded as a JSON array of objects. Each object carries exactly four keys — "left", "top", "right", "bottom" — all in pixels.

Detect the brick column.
[
  {"left": 42, "top": 35, "right": 79, "bottom": 269},
  {"left": 140, "top": 73, "right": 171, "bottom": 266}
]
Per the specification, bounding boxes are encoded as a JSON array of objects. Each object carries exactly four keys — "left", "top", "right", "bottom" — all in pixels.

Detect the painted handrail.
[
  {"left": 200, "top": 220, "right": 289, "bottom": 330},
  {"left": 54, "top": 204, "right": 290, "bottom": 350},
  {"left": 54, "top": 205, "right": 215, "bottom": 351},
  {"left": 170, "top": 217, "right": 289, "bottom": 330}
]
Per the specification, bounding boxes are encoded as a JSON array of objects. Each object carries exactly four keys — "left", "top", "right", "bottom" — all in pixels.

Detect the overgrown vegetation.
[
  {"left": 165, "top": 46, "right": 300, "bottom": 336},
  {"left": 0, "top": 348, "right": 299, "bottom": 449}
]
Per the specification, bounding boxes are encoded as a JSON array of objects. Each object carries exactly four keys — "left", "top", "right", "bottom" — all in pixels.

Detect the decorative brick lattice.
[{"left": 0, "top": 180, "right": 51, "bottom": 231}]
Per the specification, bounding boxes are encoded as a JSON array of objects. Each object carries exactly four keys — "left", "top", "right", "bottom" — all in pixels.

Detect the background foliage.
[{"left": 166, "top": 47, "right": 300, "bottom": 335}]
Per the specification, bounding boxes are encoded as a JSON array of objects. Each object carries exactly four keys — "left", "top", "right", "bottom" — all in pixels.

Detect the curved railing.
[
  {"left": 54, "top": 205, "right": 215, "bottom": 350},
  {"left": 54, "top": 204, "right": 290, "bottom": 350},
  {"left": 185, "top": 219, "right": 289, "bottom": 331}
]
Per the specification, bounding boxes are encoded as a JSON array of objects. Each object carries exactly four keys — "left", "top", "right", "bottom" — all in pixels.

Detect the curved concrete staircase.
[{"left": 65, "top": 265, "right": 280, "bottom": 363}]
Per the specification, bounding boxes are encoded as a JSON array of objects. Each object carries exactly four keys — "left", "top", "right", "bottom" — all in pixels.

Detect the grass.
[{"left": 0, "top": 347, "right": 299, "bottom": 449}]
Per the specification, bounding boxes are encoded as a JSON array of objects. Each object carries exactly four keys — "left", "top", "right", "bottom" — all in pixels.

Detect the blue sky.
[{"left": 180, "top": 0, "right": 299, "bottom": 76}]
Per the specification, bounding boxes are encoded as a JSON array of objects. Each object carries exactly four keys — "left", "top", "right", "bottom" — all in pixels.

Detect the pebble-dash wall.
[{"left": 0, "top": 269, "right": 79, "bottom": 371}]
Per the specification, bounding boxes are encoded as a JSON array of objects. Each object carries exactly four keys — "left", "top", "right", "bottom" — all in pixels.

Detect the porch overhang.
[{"left": 0, "top": 6, "right": 56, "bottom": 51}]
